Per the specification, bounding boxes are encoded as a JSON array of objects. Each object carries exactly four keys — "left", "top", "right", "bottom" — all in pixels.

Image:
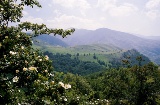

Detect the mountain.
[
  {"left": 33, "top": 34, "right": 68, "bottom": 47},
  {"left": 59, "top": 28, "right": 160, "bottom": 64}
]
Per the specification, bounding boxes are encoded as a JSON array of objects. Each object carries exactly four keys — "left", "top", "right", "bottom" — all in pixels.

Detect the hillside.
[
  {"left": 58, "top": 28, "right": 160, "bottom": 64},
  {"left": 33, "top": 35, "right": 151, "bottom": 75},
  {"left": 44, "top": 48, "right": 150, "bottom": 75},
  {"left": 32, "top": 28, "right": 160, "bottom": 64},
  {"left": 33, "top": 34, "right": 68, "bottom": 47}
]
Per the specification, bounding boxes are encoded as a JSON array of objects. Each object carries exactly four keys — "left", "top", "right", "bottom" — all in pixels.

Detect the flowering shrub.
[{"left": 0, "top": 0, "right": 74, "bottom": 104}]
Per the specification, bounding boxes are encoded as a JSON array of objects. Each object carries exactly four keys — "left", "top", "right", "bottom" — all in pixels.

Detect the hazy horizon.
[{"left": 12, "top": 0, "right": 160, "bottom": 36}]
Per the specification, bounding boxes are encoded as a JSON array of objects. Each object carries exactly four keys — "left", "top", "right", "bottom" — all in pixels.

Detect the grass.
[{"left": 33, "top": 43, "right": 126, "bottom": 63}]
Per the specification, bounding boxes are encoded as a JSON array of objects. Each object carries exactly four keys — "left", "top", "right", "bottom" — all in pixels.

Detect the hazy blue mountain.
[
  {"left": 34, "top": 34, "right": 68, "bottom": 47},
  {"left": 59, "top": 28, "right": 160, "bottom": 64}
]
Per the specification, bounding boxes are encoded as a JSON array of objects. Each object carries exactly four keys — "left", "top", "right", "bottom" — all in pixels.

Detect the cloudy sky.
[{"left": 21, "top": 0, "right": 160, "bottom": 36}]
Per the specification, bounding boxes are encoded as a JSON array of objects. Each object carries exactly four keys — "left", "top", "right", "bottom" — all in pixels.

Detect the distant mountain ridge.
[
  {"left": 59, "top": 28, "right": 160, "bottom": 64},
  {"left": 32, "top": 28, "right": 160, "bottom": 64},
  {"left": 34, "top": 34, "right": 68, "bottom": 47}
]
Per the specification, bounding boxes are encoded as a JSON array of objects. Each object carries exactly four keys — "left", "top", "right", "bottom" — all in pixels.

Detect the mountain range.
[{"left": 35, "top": 28, "right": 160, "bottom": 64}]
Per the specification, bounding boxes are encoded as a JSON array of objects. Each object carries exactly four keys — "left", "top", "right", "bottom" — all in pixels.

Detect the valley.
[
  {"left": 2, "top": 0, "right": 160, "bottom": 104},
  {"left": 33, "top": 28, "right": 160, "bottom": 65},
  {"left": 33, "top": 29, "right": 153, "bottom": 75}
]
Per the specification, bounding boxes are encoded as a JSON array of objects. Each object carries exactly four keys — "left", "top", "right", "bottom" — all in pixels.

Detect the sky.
[{"left": 21, "top": 0, "right": 160, "bottom": 36}]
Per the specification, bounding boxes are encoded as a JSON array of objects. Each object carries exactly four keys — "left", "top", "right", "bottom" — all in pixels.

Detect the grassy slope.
[{"left": 33, "top": 44, "right": 125, "bottom": 64}]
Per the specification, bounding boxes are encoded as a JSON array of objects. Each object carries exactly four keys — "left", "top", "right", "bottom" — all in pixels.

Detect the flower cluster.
[
  {"left": 13, "top": 76, "right": 19, "bottom": 82},
  {"left": 22, "top": 67, "right": 38, "bottom": 72},
  {"left": 58, "top": 82, "right": 71, "bottom": 89},
  {"left": 45, "top": 55, "right": 49, "bottom": 60},
  {"left": 10, "top": 51, "right": 17, "bottom": 55}
]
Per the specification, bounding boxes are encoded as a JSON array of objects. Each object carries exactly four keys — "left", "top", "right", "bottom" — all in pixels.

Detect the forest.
[{"left": 1, "top": 0, "right": 160, "bottom": 105}]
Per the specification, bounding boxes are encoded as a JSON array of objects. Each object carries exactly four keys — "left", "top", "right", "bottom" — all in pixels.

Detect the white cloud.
[
  {"left": 53, "top": 10, "right": 62, "bottom": 17},
  {"left": 22, "top": 11, "right": 28, "bottom": 16},
  {"left": 146, "top": 10, "right": 160, "bottom": 20},
  {"left": 109, "top": 3, "right": 138, "bottom": 17},
  {"left": 100, "top": 17, "right": 107, "bottom": 21},
  {"left": 21, "top": 16, "right": 44, "bottom": 24},
  {"left": 97, "top": 0, "right": 138, "bottom": 17},
  {"left": 12, "top": 0, "right": 160, "bottom": 36},
  {"left": 52, "top": 0, "right": 91, "bottom": 10},
  {"left": 146, "top": 0, "right": 160, "bottom": 9},
  {"left": 96, "top": 0, "right": 116, "bottom": 11},
  {"left": 36, "top": 9, "right": 40, "bottom": 12},
  {"left": 48, "top": 4, "right": 52, "bottom": 7},
  {"left": 46, "top": 14, "right": 102, "bottom": 29}
]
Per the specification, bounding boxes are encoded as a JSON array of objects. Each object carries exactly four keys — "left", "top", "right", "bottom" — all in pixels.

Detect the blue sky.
[{"left": 21, "top": 0, "right": 160, "bottom": 36}]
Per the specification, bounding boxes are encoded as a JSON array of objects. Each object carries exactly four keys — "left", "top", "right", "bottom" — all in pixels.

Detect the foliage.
[
  {"left": 110, "top": 49, "right": 151, "bottom": 68},
  {"left": 44, "top": 51, "right": 105, "bottom": 75},
  {"left": 1, "top": 0, "right": 160, "bottom": 105},
  {"left": 86, "top": 62, "right": 160, "bottom": 105},
  {"left": 0, "top": 0, "right": 74, "bottom": 104}
]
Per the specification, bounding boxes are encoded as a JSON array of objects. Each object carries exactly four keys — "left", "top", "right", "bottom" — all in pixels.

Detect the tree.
[
  {"left": 93, "top": 53, "right": 96, "bottom": 59},
  {"left": 130, "top": 57, "right": 160, "bottom": 105},
  {"left": 0, "top": 0, "right": 74, "bottom": 104}
]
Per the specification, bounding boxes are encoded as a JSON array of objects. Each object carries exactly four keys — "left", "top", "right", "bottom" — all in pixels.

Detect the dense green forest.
[
  {"left": 43, "top": 49, "right": 150, "bottom": 75},
  {"left": 1, "top": 0, "right": 160, "bottom": 105},
  {"left": 51, "top": 62, "right": 160, "bottom": 104}
]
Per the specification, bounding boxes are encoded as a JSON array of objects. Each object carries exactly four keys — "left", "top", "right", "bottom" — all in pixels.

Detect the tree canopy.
[{"left": 0, "top": 0, "right": 74, "bottom": 104}]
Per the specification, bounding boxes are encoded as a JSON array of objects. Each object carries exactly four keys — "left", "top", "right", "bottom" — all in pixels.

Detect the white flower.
[
  {"left": 9, "top": 51, "right": 17, "bottom": 55},
  {"left": 1, "top": 8, "right": 4, "bottom": 11},
  {"left": 25, "top": 60, "right": 28, "bottom": 64},
  {"left": 13, "top": 76, "right": 19, "bottom": 82},
  {"left": 5, "top": 36, "right": 8, "bottom": 39},
  {"left": 16, "top": 70, "right": 19, "bottom": 73},
  {"left": 17, "top": 35, "right": 20, "bottom": 37},
  {"left": 58, "top": 82, "right": 71, "bottom": 89},
  {"left": 64, "top": 84, "right": 71, "bottom": 89},
  {"left": 49, "top": 73, "right": 54, "bottom": 77},
  {"left": 21, "top": 46, "right": 24, "bottom": 49},
  {"left": 3, "top": 55, "right": 6, "bottom": 58},
  {"left": 29, "top": 66, "right": 37, "bottom": 71},
  {"left": 44, "top": 70, "right": 48, "bottom": 73},
  {"left": 45, "top": 55, "right": 49, "bottom": 60},
  {"left": 23, "top": 67, "right": 27, "bottom": 71},
  {"left": 39, "top": 59, "right": 42, "bottom": 61},
  {"left": 64, "top": 98, "right": 67, "bottom": 102},
  {"left": 58, "top": 82, "right": 64, "bottom": 87},
  {"left": 50, "top": 81, "right": 55, "bottom": 85}
]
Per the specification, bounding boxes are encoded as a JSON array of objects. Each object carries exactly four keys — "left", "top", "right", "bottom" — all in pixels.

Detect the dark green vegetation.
[
  {"left": 44, "top": 49, "right": 150, "bottom": 75},
  {"left": 85, "top": 62, "right": 160, "bottom": 104},
  {"left": 53, "top": 62, "right": 160, "bottom": 105},
  {"left": 32, "top": 32, "right": 160, "bottom": 104},
  {"left": 1, "top": 0, "right": 160, "bottom": 105}
]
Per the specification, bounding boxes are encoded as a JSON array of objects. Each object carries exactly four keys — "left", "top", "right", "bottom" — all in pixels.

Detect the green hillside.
[
  {"left": 33, "top": 43, "right": 125, "bottom": 63},
  {"left": 34, "top": 43, "right": 150, "bottom": 67},
  {"left": 33, "top": 43, "right": 124, "bottom": 54}
]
